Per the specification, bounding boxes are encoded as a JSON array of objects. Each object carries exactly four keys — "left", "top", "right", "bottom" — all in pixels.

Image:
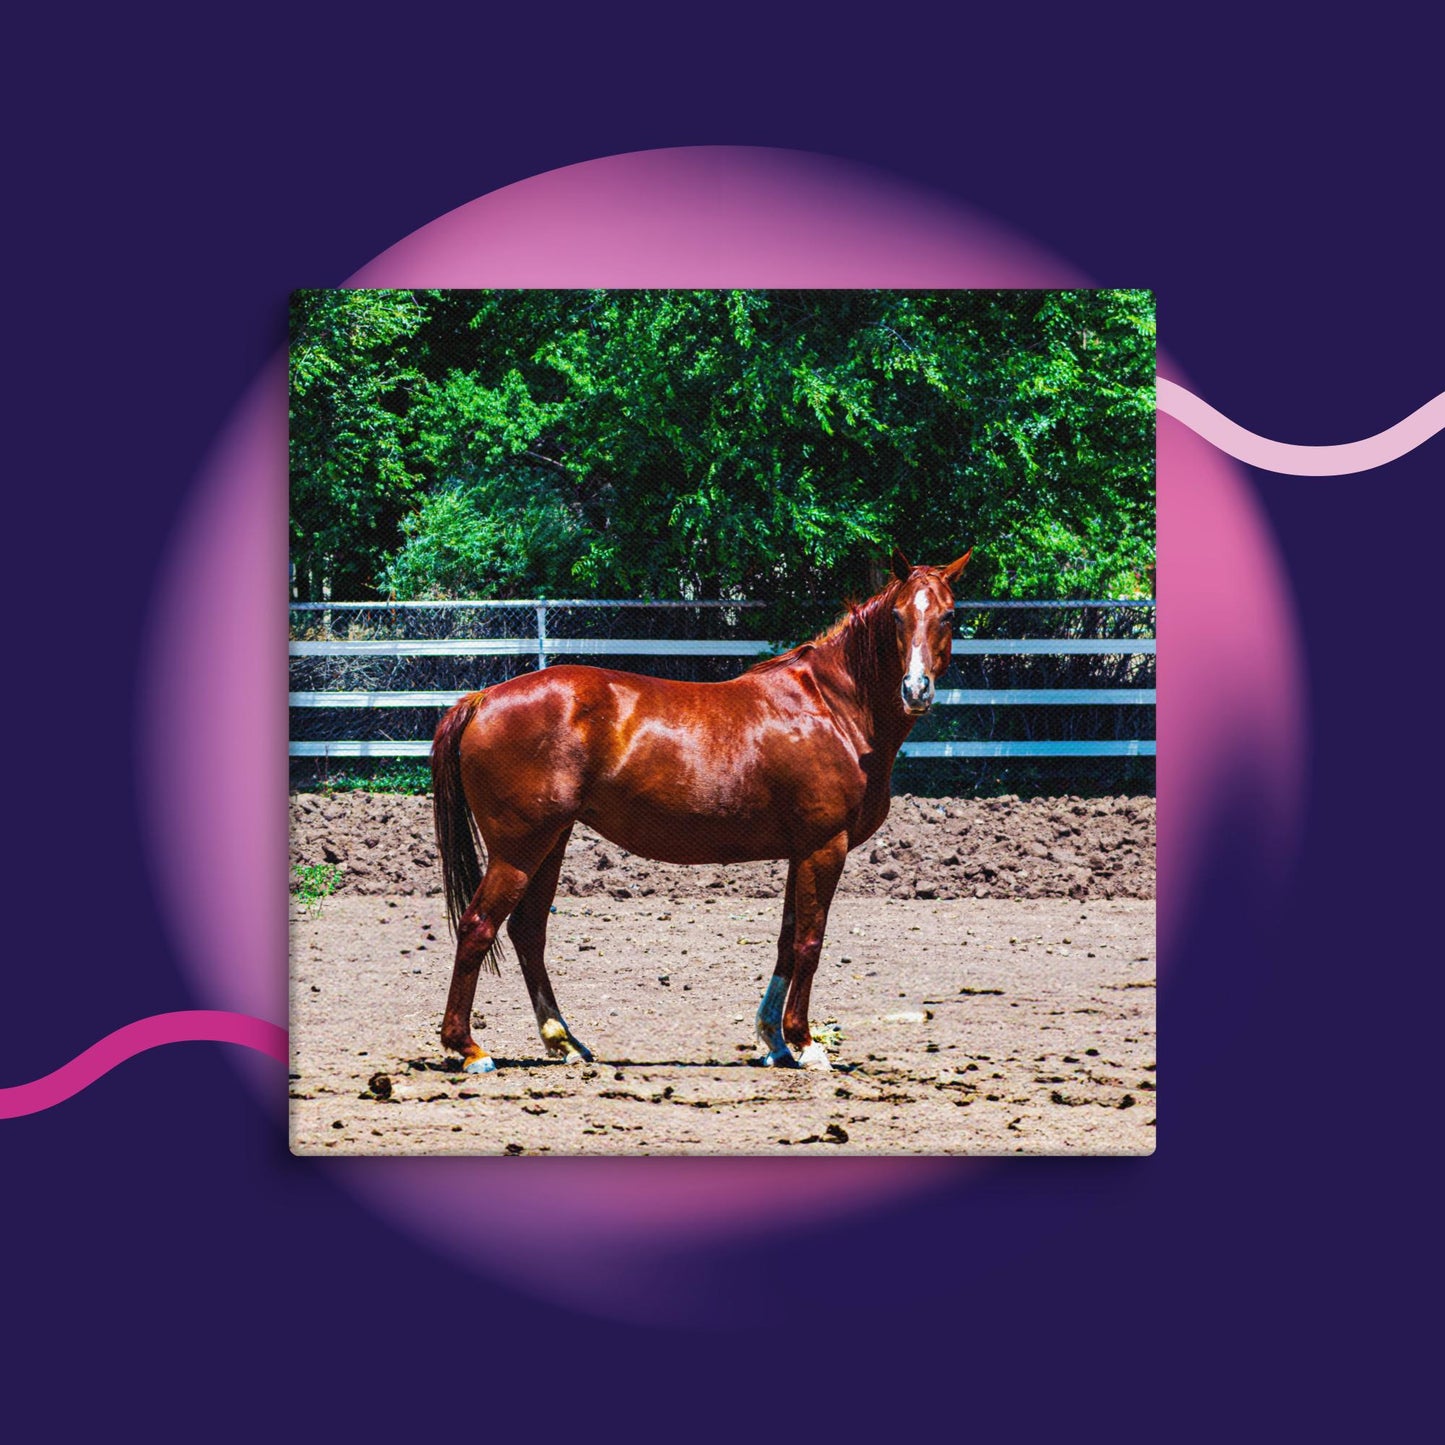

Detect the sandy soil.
[{"left": 289, "top": 892, "right": 1155, "bottom": 1157}]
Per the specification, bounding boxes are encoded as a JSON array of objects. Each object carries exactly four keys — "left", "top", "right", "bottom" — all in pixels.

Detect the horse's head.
[{"left": 889, "top": 546, "right": 973, "bottom": 715}]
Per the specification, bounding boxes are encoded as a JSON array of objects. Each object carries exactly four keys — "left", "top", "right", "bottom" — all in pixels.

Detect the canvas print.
[{"left": 287, "top": 289, "right": 1156, "bottom": 1154}]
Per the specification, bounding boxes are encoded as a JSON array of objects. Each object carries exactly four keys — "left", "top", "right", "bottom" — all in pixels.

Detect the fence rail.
[
  {"left": 290, "top": 686, "right": 1157, "bottom": 709},
  {"left": 289, "top": 637, "right": 1154, "bottom": 658},
  {"left": 288, "top": 638, "right": 775, "bottom": 658},
  {"left": 289, "top": 738, "right": 1156, "bottom": 759}
]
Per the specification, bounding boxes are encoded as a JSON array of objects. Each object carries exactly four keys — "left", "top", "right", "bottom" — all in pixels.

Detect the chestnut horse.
[{"left": 430, "top": 547, "right": 971, "bottom": 1073}]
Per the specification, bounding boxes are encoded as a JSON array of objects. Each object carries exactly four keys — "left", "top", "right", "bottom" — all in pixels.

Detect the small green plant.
[
  {"left": 318, "top": 762, "right": 433, "bottom": 795},
  {"left": 292, "top": 862, "right": 343, "bottom": 915},
  {"left": 810, "top": 1019, "right": 843, "bottom": 1050}
]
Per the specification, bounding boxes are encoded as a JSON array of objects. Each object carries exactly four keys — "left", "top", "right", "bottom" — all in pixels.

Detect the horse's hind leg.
[
  {"left": 506, "top": 826, "right": 593, "bottom": 1064},
  {"left": 441, "top": 858, "right": 533, "bottom": 1074}
]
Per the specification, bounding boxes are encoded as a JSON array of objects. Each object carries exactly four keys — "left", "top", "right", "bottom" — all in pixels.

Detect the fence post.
[{"left": 536, "top": 604, "right": 548, "bottom": 670}]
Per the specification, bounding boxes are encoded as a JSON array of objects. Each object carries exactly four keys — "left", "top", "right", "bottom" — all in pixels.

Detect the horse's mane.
[{"left": 748, "top": 578, "right": 905, "bottom": 698}]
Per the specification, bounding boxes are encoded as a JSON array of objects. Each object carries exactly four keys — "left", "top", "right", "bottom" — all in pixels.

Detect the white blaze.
[
  {"left": 902, "top": 589, "right": 936, "bottom": 708},
  {"left": 907, "top": 641, "right": 928, "bottom": 688}
]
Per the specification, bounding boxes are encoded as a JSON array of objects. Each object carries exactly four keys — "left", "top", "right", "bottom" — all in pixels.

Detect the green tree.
[
  {"left": 291, "top": 289, "right": 1156, "bottom": 618},
  {"left": 289, "top": 289, "right": 430, "bottom": 600}
]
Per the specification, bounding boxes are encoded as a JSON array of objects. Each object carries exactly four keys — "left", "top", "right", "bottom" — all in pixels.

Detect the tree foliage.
[
  {"left": 289, "top": 290, "right": 430, "bottom": 601},
  {"left": 289, "top": 289, "right": 1154, "bottom": 610}
]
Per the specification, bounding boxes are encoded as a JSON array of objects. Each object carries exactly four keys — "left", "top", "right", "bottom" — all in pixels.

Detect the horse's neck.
[{"left": 818, "top": 614, "right": 913, "bottom": 759}]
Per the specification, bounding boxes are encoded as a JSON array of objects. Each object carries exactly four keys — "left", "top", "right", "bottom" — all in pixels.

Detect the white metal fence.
[{"left": 288, "top": 599, "right": 1155, "bottom": 764}]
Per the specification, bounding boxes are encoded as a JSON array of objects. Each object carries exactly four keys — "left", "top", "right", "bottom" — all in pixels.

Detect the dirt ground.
[
  {"left": 289, "top": 792, "right": 1155, "bottom": 1157},
  {"left": 291, "top": 790, "right": 1155, "bottom": 904}
]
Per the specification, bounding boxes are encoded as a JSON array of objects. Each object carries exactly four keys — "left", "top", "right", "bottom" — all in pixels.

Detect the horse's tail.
[{"left": 432, "top": 690, "right": 488, "bottom": 940}]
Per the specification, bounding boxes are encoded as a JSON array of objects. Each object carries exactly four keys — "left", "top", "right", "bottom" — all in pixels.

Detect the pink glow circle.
[{"left": 139, "top": 146, "right": 1304, "bottom": 1320}]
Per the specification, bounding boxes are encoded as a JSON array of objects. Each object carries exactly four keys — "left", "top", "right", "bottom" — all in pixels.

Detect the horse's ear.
[
  {"left": 940, "top": 549, "right": 973, "bottom": 585},
  {"left": 890, "top": 547, "right": 913, "bottom": 581}
]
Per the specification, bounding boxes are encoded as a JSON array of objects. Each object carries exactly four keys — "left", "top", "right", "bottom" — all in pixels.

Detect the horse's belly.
[{"left": 580, "top": 787, "right": 792, "bottom": 865}]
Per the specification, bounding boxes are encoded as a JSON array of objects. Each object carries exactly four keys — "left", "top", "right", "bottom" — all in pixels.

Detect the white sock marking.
[{"left": 757, "top": 975, "right": 786, "bottom": 1037}]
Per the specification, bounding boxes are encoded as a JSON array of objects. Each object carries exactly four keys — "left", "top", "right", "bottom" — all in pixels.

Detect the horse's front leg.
[
  {"left": 783, "top": 833, "right": 849, "bottom": 1071},
  {"left": 756, "top": 861, "right": 799, "bottom": 1066}
]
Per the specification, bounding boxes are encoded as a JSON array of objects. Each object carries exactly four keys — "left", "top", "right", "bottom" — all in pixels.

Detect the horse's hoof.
[
  {"left": 542, "top": 1018, "right": 592, "bottom": 1063},
  {"left": 546, "top": 1038, "right": 593, "bottom": 1064},
  {"left": 755, "top": 1046, "right": 799, "bottom": 1068},
  {"left": 797, "top": 1042, "right": 833, "bottom": 1071},
  {"left": 464, "top": 1055, "right": 498, "bottom": 1074}
]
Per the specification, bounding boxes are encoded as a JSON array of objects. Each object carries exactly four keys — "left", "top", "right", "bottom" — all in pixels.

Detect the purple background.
[{"left": 6, "top": 11, "right": 1437, "bottom": 1436}]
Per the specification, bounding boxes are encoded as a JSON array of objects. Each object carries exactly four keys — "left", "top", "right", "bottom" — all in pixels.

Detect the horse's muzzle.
[{"left": 901, "top": 677, "right": 935, "bottom": 714}]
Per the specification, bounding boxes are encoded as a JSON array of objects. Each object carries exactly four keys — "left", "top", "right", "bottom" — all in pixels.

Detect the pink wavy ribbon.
[
  {"left": 0, "top": 1011, "right": 287, "bottom": 1119},
  {"left": 1158, "top": 378, "right": 1445, "bottom": 474}
]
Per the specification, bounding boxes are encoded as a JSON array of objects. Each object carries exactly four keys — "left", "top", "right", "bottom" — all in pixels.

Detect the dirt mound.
[{"left": 290, "top": 791, "right": 1155, "bottom": 904}]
